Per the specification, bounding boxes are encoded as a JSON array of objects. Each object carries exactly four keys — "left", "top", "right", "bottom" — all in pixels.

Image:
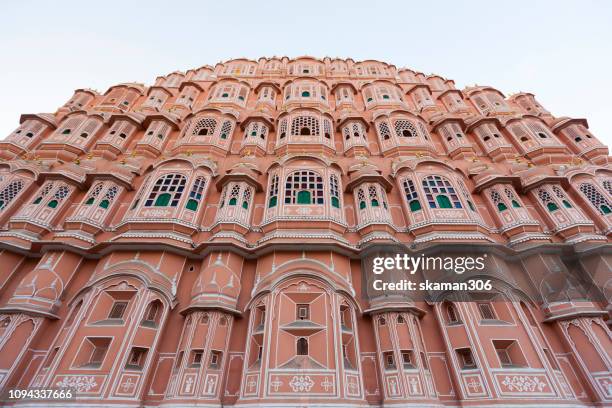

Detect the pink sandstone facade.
[{"left": 0, "top": 56, "right": 610, "bottom": 407}]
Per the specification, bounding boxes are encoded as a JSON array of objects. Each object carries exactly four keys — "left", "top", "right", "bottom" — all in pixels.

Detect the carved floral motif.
[{"left": 501, "top": 375, "right": 547, "bottom": 392}]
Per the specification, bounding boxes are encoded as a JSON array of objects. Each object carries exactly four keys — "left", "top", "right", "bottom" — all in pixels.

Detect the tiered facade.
[{"left": 0, "top": 56, "right": 610, "bottom": 407}]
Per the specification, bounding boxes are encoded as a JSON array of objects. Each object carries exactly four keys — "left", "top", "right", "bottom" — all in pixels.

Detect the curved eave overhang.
[
  {"left": 0, "top": 305, "right": 59, "bottom": 320},
  {"left": 38, "top": 169, "right": 87, "bottom": 187},
  {"left": 215, "top": 172, "right": 263, "bottom": 192},
  {"left": 277, "top": 106, "right": 334, "bottom": 119},
  {"left": 363, "top": 302, "right": 426, "bottom": 317},
  {"left": 146, "top": 86, "right": 173, "bottom": 97},
  {"left": 85, "top": 171, "right": 135, "bottom": 191},
  {"left": 508, "top": 92, "right": 535, "bottom": 102},
  {"left": 330, "top": 81, "right": 359, "bottom": 95},
  {"left": 551, "top": 117, "right": 589, "bottom": 132},
  {"left": 472, "top": 174, "right": 523, "bottom": 192},
  {"left": 403, "top": 83, "right": 432, "bottom": 94},
  {"left": 108, "top": 112, "right": 146, "bottom": 128},
  {"left": 178, "top": 81, "right": 206, "bottom": 93},
  {"left": 266, "top": 154, "right": 343, "bottom": 175},
  {"left": 359, "top": 79, "right": 403, "bottom": 91},
  {"left": 187, "top": 107, "right": 240, "bottom": 121},
  {"left": 142, "top": 112, "right": 181, "bottom": 129},
  {"left": 104, "top": 83, "right": 146, "bottom": 96},
  {"left": 430, "top": 115, "right": 467, "bottom": 131},
  {"left": 464, "top": 116, "right": 503, "bottom": 133},
  {"left": 464, "top": 86, "right": 506, "bottom": 99},
  {"left": 19, "top": 113, "right": 58, "bottom": 129},
  {"left": 74, "top": 88, "right": 99, "bottom": 97},
  {"left": 239, "top": 114, "right": 275, "bottom": 131},
  {"left": 391, "top": 157, "right": 458, "bottom": 178},
  {"left": 520, "top": 175, "right": 569, "bottom": 192},
  {"left": 345, "top": 173, "right": 393, "bottom": 192},
  {"left": 336, "top": 115, "right": 370, "bottom": 131},
  {"left": 180, "top": 303, "right": 241, "bottom": 316},
  {"left": 436, "top": 88, "right": 463, "bottom": 101},
  {"left": 254, "top": 81, "right": 282, "bottom": 94},
  {"left": 151, "top": 156, "right": 218, "bottom": 176}
]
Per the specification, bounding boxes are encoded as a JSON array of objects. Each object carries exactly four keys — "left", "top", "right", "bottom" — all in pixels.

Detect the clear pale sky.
[{"left": 1, "top": 1, "right": 611, "bottom": 145}]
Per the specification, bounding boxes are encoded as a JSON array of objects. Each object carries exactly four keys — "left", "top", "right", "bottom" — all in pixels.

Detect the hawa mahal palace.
[{"left": 0, "top": 56, "right": 610, "bottom": 407}]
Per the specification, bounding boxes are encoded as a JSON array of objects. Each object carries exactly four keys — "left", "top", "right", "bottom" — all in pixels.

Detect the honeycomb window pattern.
[
  {"left": 579, "top": 183, "right": 612, "bottom": 215},
  {"left": 378, "top": 122, "right": 392, "bottom": 140},
  {"left": 0, "top": 180, "right": 25, "bottom": 210},
  {"left": 291, "top": 116, "right": 320, "bottom": 137},
  {"left": 191, "top": 118, "right": 218, "bottom": 137},
  {"left": 394, "top": 120, "right": 418, "bottom": 138},
  {"left": 84, "top": 183, "right": 105, "bottom": 205}
]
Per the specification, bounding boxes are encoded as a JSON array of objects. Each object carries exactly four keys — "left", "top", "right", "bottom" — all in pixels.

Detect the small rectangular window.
[
  {"left": 383, "top": 351, "right": 395, "bottom": 369},
  {"left": 401, "top": 350, "right": 414, "bottom": 368},
  {"left": 457, "top": 348, "right": 476, "bottom": 369},
  {"left": 477, "top": 303, "right": 496, "bottom": 320},
  {"left": 108, "top": 301, "right": 128, "bottom": 319},
  {"left": 85, "top": 338, "right": 111, "bottom": 368},
  {"left": 126, "top": 347, "right": 147, "bottom": 369},
  {"left": 296, "top": 304, "right": 310, "bottom": 320},
  {"left": 493, "top": 340, "right": 526, "bottom": 368},
  {"left": 190, "top": 349, "right": 203, "bottom": 367},
  {"left": 209, "top": 351, "right": 222, "bottom": 369}
]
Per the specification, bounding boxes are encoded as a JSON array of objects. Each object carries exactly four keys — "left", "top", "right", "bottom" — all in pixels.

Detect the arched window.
[
  {"left": 285, "top": 171, "right": 324, "bottom": 205},
  {"left": 490, "top": 190, "right": 507, "bottom": 212},
  {"left": 48, "top": 186, "right": 70, "bottom": 208},
  {"left": 394, "top": 119, "right": 417, "bottom": 138},
  {"left": 191, "top": 118, "right": 217, "bottom": 137},
  {"left": 145, "top": 174, "right": 187, "bottom": 207},
  {"left": 446, "top": 302, "right": 460, "bottom": 324},
  {"left": 186, "top": 177, "right": 207, "bottom": 211},
  {"left": 369, "top": 185, "right": 379, "bottom": 207},
  {"left": 504, "top": 187, "right": 522, "bottom": 208},
  {"left": 142, "top": 300, "right": 162, "bottom": 327},
  {"left": 32, "top": 182, "right": 54, "bottom": 205},
  {"left": 537, "top": 189, "right": 558, "bottom": 212},
  {"left": 242, "top": 187, "right": 252, "bottom": 209},
  {"left": 377, "top": 122, "right": 391, "bottom": 140},
  {"left": 402, "top": 179, "right": 422, "bottom": 212},
  {"left": 0, "top": 179, "right": 25, "bottom": 210},
  {"left": 422, "top": 176, "right": 461, "bottom": 209},
  {"left": 579, "top": 183, "right": 612, "bottom": 215},
  {"left": 357, "top": 188, "right": 366, "bottom": 210},
  {"left": 84, "top": 183, "right": 104, "bottom": 205},
  {"left": 100, "top": 186, "right": 118, "bottom": 209},
  {"left": 219, "top": 120, "right": 233, "bottom": 140},
  {"left": 330, "top": 175, "right": 341, "bottom": 208},
  {"left": 268, "top": 175, "right": 279, "bottom": 208},
  {"left": 291, "top": 116, "right": 319, "bottom": 137},
  {"left": 297, "top": 338, "right": 308, "bottom": 355},
  {"left": 278, "top": 119, "right": 287, "bottom": 139},
  {"left": 228, "top": 184, "right": 240, "bottom": 206},
  {"left": 552, "top": 185, "right": 573, "bottom": 208}
]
